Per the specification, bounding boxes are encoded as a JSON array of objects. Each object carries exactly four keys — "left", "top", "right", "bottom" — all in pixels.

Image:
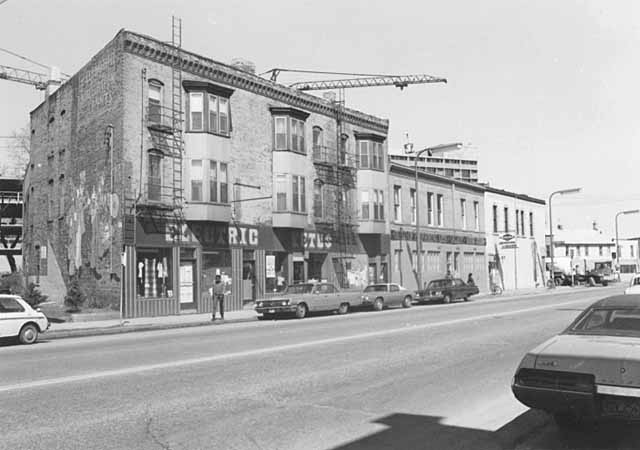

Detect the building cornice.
[
  {"left": 121, "top": 30, "right": 389, "bottom": 134},
  {"left": 182, "top": 80, "right": 235, "bottom": 97},
  {"left": 389, "top": 163, "right": 486, "bottom": 193},
  {"left": 269, "top": 106, "right": 310, "bottom": 121},
  {"left": 354, "top": 131, "right": 387, "bottom": 143}
]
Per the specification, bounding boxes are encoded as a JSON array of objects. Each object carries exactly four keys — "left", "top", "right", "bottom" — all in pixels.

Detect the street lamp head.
[
  {"left": 557, "top": 187, "right": 581, "bottom": 196},
  {"left": 419, "top": 142, "right": 463, "bottom": 157},
  {"left": 623, "top": 209, "right": 640, "bottom": 215}
]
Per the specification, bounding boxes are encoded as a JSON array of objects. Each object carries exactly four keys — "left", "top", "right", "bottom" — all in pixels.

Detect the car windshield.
[
  {"left": 568, "top": 307, "right": 640, "bottom": 337},
  {"left": 631, "top": 277, "right": 640, "bottom": 287},
  {"left": 364, "top": 285, "right": 388, "bottom": 293},
  {"left": 285, "top": 284, "right": 315, "bottom": 295},
  {"left": 427, "top": 280, "right": 446, "bottom": 289}
]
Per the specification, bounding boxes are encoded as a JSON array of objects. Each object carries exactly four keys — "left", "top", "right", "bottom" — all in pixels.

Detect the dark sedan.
[{"left": 415, "top": 278, "right": 479, "bottom": 304}]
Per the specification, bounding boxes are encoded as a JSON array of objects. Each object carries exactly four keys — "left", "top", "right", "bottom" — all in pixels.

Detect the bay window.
[
  {"left": 361, "top": 190, "right": 370, "bottom": 219},
  {"left": 292, "top": 175, "right": 306, "bottom": 212},
  {"left": 357, "top": 140, "right": 385, "bottom": 170},
  {"left": 219, "top": 162, "right": 228, "bottom": 203},
  {"left": 184, "top": 81, "right": 234, "bottom": 135},
  {"left": 276, "top": 175, "right": 287, "bottom": 211},
  {"left": 270, "top": 107, "right": 310, "bottom": 154},
  {"left": 189, "top": 93, "right": 203, "bottom": 131}
]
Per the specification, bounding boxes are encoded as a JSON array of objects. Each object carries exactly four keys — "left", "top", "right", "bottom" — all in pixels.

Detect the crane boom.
[
  {"left": 0, "top": 64, "right": 48, "bottom": 90},
  {"left": 289, "top": 74, "right": 447, "bottom": 91}
]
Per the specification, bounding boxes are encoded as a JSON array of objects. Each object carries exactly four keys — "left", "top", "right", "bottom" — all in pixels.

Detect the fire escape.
[{"left": 130, "top": 17, "right": 185, "bottom": 243}]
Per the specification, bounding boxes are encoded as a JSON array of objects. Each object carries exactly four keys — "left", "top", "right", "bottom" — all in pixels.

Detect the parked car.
[
  {"left": 415, "top": 278, "right": 479, "bottom": 304},
  {"left": 254, "top": 282, "right": 359, "bottom": 319},
  {"left": 512, "top": 294, "right": 640, "bottom": 427},
  {"left": 624, "top": 274, "right": 640, "bottom": 295},
  {"left": 0, "top": 295, "right": 49, "bottom": 344},
  {"left": 360, "top": 283, "right": 413, "bottom": 311}
]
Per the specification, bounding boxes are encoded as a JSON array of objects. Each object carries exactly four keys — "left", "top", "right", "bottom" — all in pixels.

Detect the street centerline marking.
[{"left": 0, "top": 296, "right": 595, "bottom": 394}]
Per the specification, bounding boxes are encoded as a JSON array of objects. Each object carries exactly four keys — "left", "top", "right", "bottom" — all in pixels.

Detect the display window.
[{"left": 137, "top": 248, "right": 173, "bottom": 298}]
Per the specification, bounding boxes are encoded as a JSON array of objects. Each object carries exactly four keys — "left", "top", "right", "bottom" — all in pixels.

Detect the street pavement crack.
[{"left": 144, "top": 409, "right": 172, "bottom": 450}]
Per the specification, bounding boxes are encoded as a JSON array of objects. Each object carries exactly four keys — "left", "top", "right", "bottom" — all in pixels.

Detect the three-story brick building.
[{"left": 23, "top": 29, "right": 389, "bottom": 317}]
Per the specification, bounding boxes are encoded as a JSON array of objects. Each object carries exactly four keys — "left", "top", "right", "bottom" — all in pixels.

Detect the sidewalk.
[
  {"left": 45, "top": 308, "right": 258, "bottom": 340},
  {"left": 43, "top": 284, "right": 615, "bottom": 341}
]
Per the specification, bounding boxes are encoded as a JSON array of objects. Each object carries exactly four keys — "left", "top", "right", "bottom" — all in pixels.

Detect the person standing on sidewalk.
[{"left": 212, "top": 274, "right": 226, "bottom": 321}]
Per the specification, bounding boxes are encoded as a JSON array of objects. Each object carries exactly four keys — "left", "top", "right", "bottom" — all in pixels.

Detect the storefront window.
[
  {"left": 202, "top": 251, "right": 232, "bottom": 292},
  {"left": 137, "top": 248, "right": 173, "bottom": 298}
]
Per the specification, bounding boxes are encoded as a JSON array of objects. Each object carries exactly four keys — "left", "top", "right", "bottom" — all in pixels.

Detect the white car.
[
  {"left": 0, "top": 295, "right": 49, "bottom": 344},
  {"left": 624, "top": 274, "right": 640, "bottom": 295}
]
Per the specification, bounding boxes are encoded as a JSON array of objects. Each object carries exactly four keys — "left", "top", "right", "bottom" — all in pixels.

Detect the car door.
[
  {"left": 389, "top": 284, "right": 401, "bottom": 306},
  {"left": 322, "top": 283, "right": 339, "bottom": 310},
  {"left": 0, "top": 297, "right": 27, "bottom": 337},
  {"left": 451, "top": 279, "right": 464, "bottom": 299}
]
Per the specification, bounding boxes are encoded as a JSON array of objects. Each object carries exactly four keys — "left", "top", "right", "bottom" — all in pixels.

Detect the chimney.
[
  {"left": 230, "top": 58, "right": 256, "bottom": 74},
  {"left": 323, "top": 92, "right": 337, "bottom": 103}
]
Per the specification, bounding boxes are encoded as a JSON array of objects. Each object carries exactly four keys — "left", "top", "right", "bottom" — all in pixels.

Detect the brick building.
[
  {"left": 23, "top": 29, "right": 389, "bottom": 317},
  {"left": 387, "top": 164, "right": 487, "bottom": 292}
]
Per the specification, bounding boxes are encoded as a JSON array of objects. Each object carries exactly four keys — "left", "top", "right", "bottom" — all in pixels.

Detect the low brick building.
[{"left": 23, "top": 29, "right": 390, "bottom": 316}]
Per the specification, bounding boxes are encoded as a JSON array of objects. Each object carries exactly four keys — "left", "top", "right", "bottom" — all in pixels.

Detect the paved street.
[{"left": 2, "top": 287, "right": 640, "bottom": 450}]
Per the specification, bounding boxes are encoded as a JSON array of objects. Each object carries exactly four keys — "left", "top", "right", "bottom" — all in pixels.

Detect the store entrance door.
[{"left": 179, "top": 260, "right": 196, "bottom": 310}]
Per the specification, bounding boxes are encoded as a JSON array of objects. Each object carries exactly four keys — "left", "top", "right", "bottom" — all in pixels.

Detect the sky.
[{"left": 1, "top": 0, "right": 639, "bottom": 239}]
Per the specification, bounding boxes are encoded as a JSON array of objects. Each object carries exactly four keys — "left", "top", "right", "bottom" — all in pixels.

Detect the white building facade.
[{"left": 484, "top": 188, "right": 546, "bottom": 290}]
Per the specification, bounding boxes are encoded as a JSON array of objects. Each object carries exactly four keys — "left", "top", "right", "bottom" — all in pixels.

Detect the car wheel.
[
  {"left": 602, "top": 281, "right": 608, "bottom": 287},
  {"left": 19, "top": 323, "right": 39, "bottom": 345},
  {"left": 295, "top": 303, "right": 308, "bottom": 319},
  {"left": 463, "top": 295, "right": 470, "bottom": 302},
  {"left": 402, "top": 295, "right": 412, "bottom": 308},
  {"left": 442, "top": 294, "right": 452, "bottom": 304},
  {"left": 337, "top": 303, "right": 349, "bottom": 315},
  {"left": 373, "top": 297, "right": 384, "bottom": 311}
]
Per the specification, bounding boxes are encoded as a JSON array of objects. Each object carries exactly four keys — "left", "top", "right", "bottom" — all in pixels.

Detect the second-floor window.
[
  {"left": 515, "top": 209, "right": 520, "bottom": 235},
  {"left": 191, "top": 159, "right": 203, "bottom": 201},
  {"left": 292, "top": 175, "right": 306, "bottom": 212},
  {"left": 460, "top": 199, "right": 466, "bottom": 230},
  {"left": 492, "top": 205, "right": 498, "bottom": 233},
  {"left": 474, "top": 201, "right": 480, "bottom": 231},
  {"left": 437, "top": 194, "right": 444, "bottom": 227},
  {"left": 185, "top": 81, "right": 234, "bottom": 135},
  {"left": 148, "top": 152, "right": 162, "bottom": 201},
  {"left": 504, "top": 207, "right": 509, "bottom": 232},
  {"left": 208, "top": 161, "right": 228, "bottom": 203},
  {"left": 313, "top": 182, "right": 323, "bottom": 218},
  {"left": 427, "top": 192, "right": 434, "bottom": 225},
  {"left": 393, "top": 185, "right": 401, "bottom": 222},
  {"left": 373, "top": 189, "right": 384, "bottom": 220},
  {"left": 361, "top": 190, "right": 370, "bottom": 219},
  {"left": 410, "top": 189, "right": 416, "bottom": 224},
  {"left": 529, "top": 212, "right": 534, "bottom": 237},
  {"left": 520, "top": 210, "right": 525, "bottom": 236}
]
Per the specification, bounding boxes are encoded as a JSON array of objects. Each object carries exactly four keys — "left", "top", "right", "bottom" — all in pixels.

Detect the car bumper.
[
  {"left": 255, "top": 305, "right": 298, "bottom": 315},
  {"left": 512, "top": 383, "right": 597, "bottom": 416}
]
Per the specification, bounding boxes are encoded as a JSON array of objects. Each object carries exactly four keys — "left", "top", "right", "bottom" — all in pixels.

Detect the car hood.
[
  {"left": 533, "top": 334, "right": 640, "bottom": 385},
  {"left": 625, "top": 285, "right": 640, "bottom": 295}
]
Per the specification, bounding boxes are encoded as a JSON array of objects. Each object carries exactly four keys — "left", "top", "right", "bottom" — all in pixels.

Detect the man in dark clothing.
[
  {"left": 212, "top": 274, "right": 226, "bottom": 321},
  {"left": 467, "top": 273, "right": 475, "bottom": 286}
]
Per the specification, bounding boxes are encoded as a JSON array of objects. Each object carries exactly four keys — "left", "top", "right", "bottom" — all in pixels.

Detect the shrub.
[
  {"left": 22, "top": 282, "right": 48, "bottom": 307},
  {"left": 64, "top": 278, "right": 86, "bottom": 312}
]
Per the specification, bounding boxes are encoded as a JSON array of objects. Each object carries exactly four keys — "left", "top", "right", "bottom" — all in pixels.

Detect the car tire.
[
  {"left": 373, "top": 297, "right": 384, "bottom": 311},
  {"left": 602, "top": 281, "right": 608, "bottom": 287},
  {"left": 19, "top": 323, "right": 39, "bottom": 345},
  {"left": 295, "top": 303, "right": 308, "bottom": 319},
  {"left": 463, "top": 295, "right": 470, "bottom": 302},
  {"left": 402, "top": 295, "right": 412, "bottom": 308},
  {"left": 442, "top": 294, "right": 452, "bottom": 304},
  {"left": 338, "top": 303, "right": 349, "bottom": 315}
]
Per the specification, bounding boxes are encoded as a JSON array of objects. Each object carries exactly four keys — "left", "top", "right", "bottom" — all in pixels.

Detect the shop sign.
[
  {"left": 304, "top": 232, "right": 333, "bottom": 250},
  {"left": 500, "top": 242, "right": 518, "bottom": 249},
  {"left": 266, "top": 255, "right": 276, "bottom": 278},
  {"left": 228, "top": 226, "right": 259, "bottom": 247},
  {"left": 390, "top": 229, "right": 486, "bottom": 246}
]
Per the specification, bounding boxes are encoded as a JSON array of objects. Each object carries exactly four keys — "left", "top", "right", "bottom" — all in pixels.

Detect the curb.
[{"left": 45, "top": 315, "right": 259, "bottom": 340}]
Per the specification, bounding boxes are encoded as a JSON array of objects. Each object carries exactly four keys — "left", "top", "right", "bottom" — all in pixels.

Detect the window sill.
[
  {"left": 274, "top": 210, "right": 307, "bottom": 215},
  {"left": 185, "top": 130, "right": 231, "bottom": 139},
  {"left": 188, "top": 201, "right": 231, "bottom": 206},
  {"left": 273, "top": 148, "right": 307, "bottom": 156},
  {"left": 357, "top": 167, "right": 385, "bottom": 172}
]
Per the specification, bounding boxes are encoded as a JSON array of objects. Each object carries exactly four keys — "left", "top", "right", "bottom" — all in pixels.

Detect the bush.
[
  {"left": 22, "top": 282, "right": 48, "bottom": 307},
  {"left": 0, "top": 272, "right": 48, "bottom": 307},
  {"left": 64, "top": 278, "right": 86, "bottom": 312}
]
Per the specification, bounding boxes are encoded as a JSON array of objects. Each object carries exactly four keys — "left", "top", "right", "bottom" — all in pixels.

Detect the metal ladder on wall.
[
  {"left": 331, "top": 88, "right": 355, "bottom": 288},
  {"left": 170, "top": 16, "right": 185, "bottom": 242}
]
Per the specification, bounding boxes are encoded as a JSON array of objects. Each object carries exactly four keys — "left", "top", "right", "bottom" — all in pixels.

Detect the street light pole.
[
  {"left": 548, "top": 187, "right": 581, "bottom": 288},
  {"left": 405, "top": 141, "right": 462, "bottom": 290},
  {"left": 615, "top": 209, "right": 639, "bottom": 280}
]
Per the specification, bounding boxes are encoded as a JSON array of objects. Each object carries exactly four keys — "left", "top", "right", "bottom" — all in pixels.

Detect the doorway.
[{"left": 179, "top": 260, "right": 196, "bottom": 310}]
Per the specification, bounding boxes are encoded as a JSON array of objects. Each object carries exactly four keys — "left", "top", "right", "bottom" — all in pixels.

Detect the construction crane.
[
  {"left": 0, "top": 64, "right": 64, "bottom": 92},
  {"left": 260, "top": 68, "right": 447, "bottom": 90}
]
